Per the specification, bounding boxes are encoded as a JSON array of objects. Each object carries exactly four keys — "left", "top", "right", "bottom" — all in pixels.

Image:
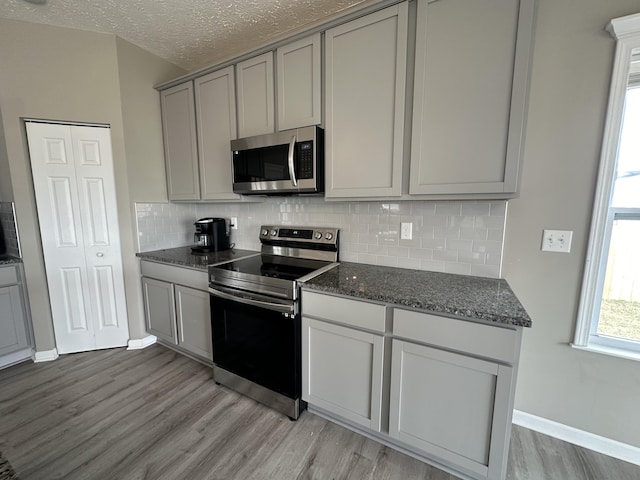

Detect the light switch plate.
[
  {"left": 541, "top": 229, "right": 573, "bottom": 253},
  {"left": 230, "top": 217, "right": 238, "bottom": 230},
  {"left": 400, "top": 222, "right": 413, "bottom": 240}
]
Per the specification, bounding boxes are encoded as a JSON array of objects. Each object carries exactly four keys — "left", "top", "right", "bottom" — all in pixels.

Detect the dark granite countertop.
[
  {"left": 0, "top": 254, "right": 22, "bottom": 266},
  {"left": 302, "top": 262, "right": 532, "bottom": 328},
  {"left": 136, "top": 246, "right": 259, "bottom": 270}
]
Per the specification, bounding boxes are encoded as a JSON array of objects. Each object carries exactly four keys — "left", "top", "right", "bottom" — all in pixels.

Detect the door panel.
[
  {"left": 83, "top": 178, "right": 110, "bottom": 246},
  {"left": 60, "top": 267, "right": 89, "bottom": 332},
  {"left": 48, "top": 177, "right": 80, "bottom": 247}
]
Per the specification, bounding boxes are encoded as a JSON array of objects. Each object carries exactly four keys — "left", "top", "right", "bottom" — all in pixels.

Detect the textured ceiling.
[{"left": 0, "top": 0, "right": 370, "bottom": 71}]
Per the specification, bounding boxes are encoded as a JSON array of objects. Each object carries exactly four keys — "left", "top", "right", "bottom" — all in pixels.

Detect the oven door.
[{"left": 209, "top": 285, "right": 300, "bottom": 400}]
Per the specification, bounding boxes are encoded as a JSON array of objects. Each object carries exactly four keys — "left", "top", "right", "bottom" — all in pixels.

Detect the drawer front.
[
  {"left": 140, "top": 260, "right": 208, "bottom": 291},
  {"left": 393, "top": 308, "right": 519, "bottom": 364},
  {"left": 0, "top": 266, "right": 18, "bottom": 287},
  {"left": 302, "top": 290, "right": 387, "bottom": 333}
]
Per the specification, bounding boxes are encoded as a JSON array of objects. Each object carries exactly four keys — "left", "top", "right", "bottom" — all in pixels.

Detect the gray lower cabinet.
[
  {"left": 302, "top": 317, "right": 385, "bottom": 431},
  {"left": 0, "top": 285, "right": 28, "bottom": 357},
  {"left": 301, "top": 289, "right": 522, "bottom": 480},
  {"left": 140, "top": 261, "right": 212, "bottom": 363},
  {"left": 175, "top": 285, "right": 212, "bottom": 360},
  {"left": 0, "top": 264, "right": 30, "bottom": 362},
  {"left": 142, "top": 277, "right": 177, "bottom": 344}
]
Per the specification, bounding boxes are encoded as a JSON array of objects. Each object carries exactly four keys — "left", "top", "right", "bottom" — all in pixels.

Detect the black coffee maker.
[{"left": 191, "top": 218, "right": 230, "bottom": 253}]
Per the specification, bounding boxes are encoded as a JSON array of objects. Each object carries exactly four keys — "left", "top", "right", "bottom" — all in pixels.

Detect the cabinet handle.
[
  {"left": 96, "top": 252, "right": 104, "bottom": 257},
  {"left": 288, "top": 135, "right": 298, "bottom": 187}
]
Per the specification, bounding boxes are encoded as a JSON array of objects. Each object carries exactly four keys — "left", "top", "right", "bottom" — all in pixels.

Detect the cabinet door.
[
  {"left": 389, "top": 339, "right": 513, "bottom": 479},
  {"left": 409, "top": 0, "right": 535, "bottom": 195},
  {"left": 302, "top": 316, "right": 384, "bottom": 431},
  {"left": 142, "top": 277, "right": 177, "bottom": 344},
  {"left": 277, "top": 33, "right": 322, "bottom": 130},
  {"left": 175, "top": 285, "right": 212, "bottom": 361},
  {"left": 325, "top": 4, "right": 408, "bottom": 198},
  {"left": 236, "top": 52, "right": 275, "bottom": 137},
  {"left": 0, "top": 285, "right": 28, "bottom": 356},
  {"left": 160, "top": 82, "right": 200, "bottom": 200},
  {"left": 194, "top": 67, "right": 241, "bottom": 201}
]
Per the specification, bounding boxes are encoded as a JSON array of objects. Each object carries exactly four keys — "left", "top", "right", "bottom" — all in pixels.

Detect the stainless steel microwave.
[{"left": 231, "top": 126, "right": 324, "bottom": 195}]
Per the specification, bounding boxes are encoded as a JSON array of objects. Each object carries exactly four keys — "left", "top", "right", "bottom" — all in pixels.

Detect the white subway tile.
[
  {"left": 445, "top": 262, "right": 472, "bottom": 275},
  {"left": 471, "top": 264, "right": 501, "bottom": 278},
  {"left": 433, "top": 249, "right": 458, "bottom": 262},
  {"left": 135, "top": 198, "right": 505, "bottom": 278},
  {"left": 461, "top": 202, "right": 491, "bottom": 216},
  {"left": 435, "top": 202, "right": 462, "bottom": 216},
  {"left": 420, "top": 259, "right": 445, "bottom": 272},
  {"left": 445, "top": 239, "right": 473, "bottom": 251}
]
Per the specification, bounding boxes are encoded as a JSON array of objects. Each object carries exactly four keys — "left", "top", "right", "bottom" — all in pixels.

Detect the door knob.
[{"left": 96, "top": 252, "right": 104, "bottom": 257}]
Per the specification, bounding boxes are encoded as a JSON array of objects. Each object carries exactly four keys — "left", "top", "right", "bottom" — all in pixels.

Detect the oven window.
[{"left": 211, "top": 295, "right": 300, "bottom": 399}]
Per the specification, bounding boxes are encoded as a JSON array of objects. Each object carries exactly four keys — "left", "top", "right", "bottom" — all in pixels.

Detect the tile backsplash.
[
  {"left": 135, "top": 198, "right": 507, "bottom": 278},
  {"left": 0, "top": 202, "right": 20, "bottom": 257}
]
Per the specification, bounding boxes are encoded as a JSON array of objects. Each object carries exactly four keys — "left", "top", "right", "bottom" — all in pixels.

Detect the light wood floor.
[{"left": 0, "top": 345, "right": 638, "bottom": 480}]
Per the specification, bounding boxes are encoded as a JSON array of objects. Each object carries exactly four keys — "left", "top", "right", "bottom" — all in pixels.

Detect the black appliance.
[
  {"left": 191, "top": 218, "right": 230, "bottom": 254},
  {"left": 208, "top": 225, "right": 339, "bottom": 419},
  {"left": 0, "top": 226, "right": 5, "bottom": 255},
  {"left": 231, "top": 126, "right": 324, "bottom": 195}
]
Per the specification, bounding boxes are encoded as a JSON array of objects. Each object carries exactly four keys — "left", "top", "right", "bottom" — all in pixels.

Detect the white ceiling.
[{"left": 0, "top": 0, "right": 370, "bottom": 71}]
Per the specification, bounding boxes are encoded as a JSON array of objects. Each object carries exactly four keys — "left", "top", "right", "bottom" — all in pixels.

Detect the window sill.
[{"left": 570, "top": 342, "right": 640, "bottom": 362}]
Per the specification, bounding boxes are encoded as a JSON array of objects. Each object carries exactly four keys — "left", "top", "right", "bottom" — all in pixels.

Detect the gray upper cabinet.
[
  {"left": 194, "top": 66, "right": 240, "bottom": 201},
  {"left": 161, "top": 82, "right": 200, "bottom": 201},
  {"left": 276, "top": 33, "right": 322, "bottom": 130},
  {"left": 324, "top": 4, "right": 408, "bottom": 198},
  {"left": 236, "top": 51, "right": 275, "bottom": 137},
  {"left": 409, "top": 0, "right": 536, "bottom": 196},
  {"left": 161, "top": 67, "right": 240, "bottom": 202}
]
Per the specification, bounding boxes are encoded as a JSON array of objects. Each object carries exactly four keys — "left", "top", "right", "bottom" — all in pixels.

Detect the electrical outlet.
[
  {"left": 400, "top": 222, "right": 413, "bottom": 240},
  {"left": 231, "top": 217, "right": 238, "bottom": 230},
  {"left": 541, "top": 229, "right": 573, "bottom": 253}
]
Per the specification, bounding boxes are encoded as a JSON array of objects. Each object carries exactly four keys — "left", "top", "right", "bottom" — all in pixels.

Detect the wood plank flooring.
[{"left": 0, "top": 344, "right": 638, "bottom": 480}]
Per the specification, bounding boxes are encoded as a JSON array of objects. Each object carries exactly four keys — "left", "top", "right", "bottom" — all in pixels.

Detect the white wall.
[
  {"left": 0, "top": 18, "right": 184, "bottom": 350},
  {"left": 503, "top": 0, "right": 640, "bottom": 448}
]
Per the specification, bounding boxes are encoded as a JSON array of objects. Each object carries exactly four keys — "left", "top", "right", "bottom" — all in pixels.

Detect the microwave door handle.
[{"left": 287, "top": 135, "right": 298, "bottom": 187}]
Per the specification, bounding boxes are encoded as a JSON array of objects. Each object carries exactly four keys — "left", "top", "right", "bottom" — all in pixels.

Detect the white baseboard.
[
  {"left": 0, "top": 348, "right": 34, "bottom": 369},
  {"left": 33, "top": 348, "right": 59, "bottom": 363},
  {"left": 513, "top": 410, "right": 640, "bottom": 466},
  {"left": 127, "top": 335, "right": 157, "bottom": 350}
]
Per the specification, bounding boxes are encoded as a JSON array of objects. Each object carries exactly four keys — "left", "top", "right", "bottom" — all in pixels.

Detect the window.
[{"left": 575, "top": 14, "right": 640, "bottom": 359}]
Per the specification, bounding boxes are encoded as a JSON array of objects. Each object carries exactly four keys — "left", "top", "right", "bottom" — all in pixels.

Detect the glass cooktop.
[{"left": 214, "top": 254, "right": 331, "bottom": 281}]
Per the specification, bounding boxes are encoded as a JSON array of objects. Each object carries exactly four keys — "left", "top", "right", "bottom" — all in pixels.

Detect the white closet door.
[{"left": 26, "top": 122, "right": 129, "bottom": 354}]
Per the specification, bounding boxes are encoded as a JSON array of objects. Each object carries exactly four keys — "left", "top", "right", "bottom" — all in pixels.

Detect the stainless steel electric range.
[{"left": 208, "top": 225, "right": 339, "bottom": 419}]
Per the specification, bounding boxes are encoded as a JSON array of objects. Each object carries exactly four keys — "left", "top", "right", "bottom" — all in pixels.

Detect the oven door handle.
[
  {"left": 209, "top": 286, "right": 295, "bottom": 314},
  {"left": 287, "top": 135, "right": 298, "bottom": 187}
]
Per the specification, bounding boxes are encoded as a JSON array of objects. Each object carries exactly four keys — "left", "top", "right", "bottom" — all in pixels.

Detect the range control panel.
[{"left": 259, "top": 225, "right": 339, "bottom": 246}]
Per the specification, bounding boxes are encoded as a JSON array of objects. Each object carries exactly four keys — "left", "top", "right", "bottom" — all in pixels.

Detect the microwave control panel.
[{"left": 297, "top": 141, "right": 314, "bottom": 179}]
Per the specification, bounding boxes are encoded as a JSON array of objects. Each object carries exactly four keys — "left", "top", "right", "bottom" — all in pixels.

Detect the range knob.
[
  {"left": 261, "top": 228, "right": 269, "bottom": 236},
  {"left": 325, "top": 232, "right": 334, "bottom": 241},
  {"left": 270, "top": 229, "right": 278, "bottom": 236},
  {"left": 314, "top": 231, "right": 323, "bottom": 240}
]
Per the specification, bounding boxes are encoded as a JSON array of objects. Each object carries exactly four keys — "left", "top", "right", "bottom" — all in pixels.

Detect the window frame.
[{"left": 574, "top": 13, "right": 640, "bottom": 359}]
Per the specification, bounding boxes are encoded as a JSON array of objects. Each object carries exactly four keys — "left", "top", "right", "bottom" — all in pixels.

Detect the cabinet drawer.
[
  {"left": 392, "top": 308, "right": 520, "bottom": 364},
  {"left": 140, "top": 260, "right": 208, "bottom": 291},
  {"left": 302, "top": 290, "right": 387, "bottom": 333},
  {"left": 0, "top": 266, "right": 18, "bottom": 287}
]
